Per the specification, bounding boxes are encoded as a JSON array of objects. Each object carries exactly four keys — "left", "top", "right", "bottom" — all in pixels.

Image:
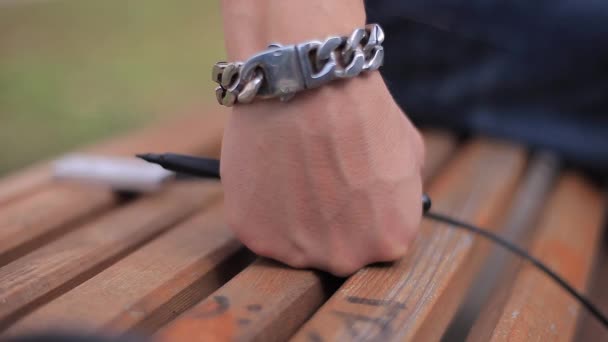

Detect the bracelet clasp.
[{"left": 240, "top": 44, "right": 307, "bottom": 102}]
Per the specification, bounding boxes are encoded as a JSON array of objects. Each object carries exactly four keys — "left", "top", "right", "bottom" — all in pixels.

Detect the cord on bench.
[{"left": 424, "top": 211, "right": 608, "bottom": 329}]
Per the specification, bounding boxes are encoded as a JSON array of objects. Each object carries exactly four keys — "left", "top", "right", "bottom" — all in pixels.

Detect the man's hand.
[{"left": 219, "top": 0, "right": 425, "bottom": 276}]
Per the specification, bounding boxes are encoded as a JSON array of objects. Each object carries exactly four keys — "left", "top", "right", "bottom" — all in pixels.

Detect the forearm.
[{"left": 220, "top": 0, "right": 366, "bottom": 61}]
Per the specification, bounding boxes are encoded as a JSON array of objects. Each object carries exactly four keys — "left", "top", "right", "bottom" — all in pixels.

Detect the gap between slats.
[
  {"left": 441, "top": 151, "right": 561, "bottom": 340},
  {"left": 468, "top": 172, "right": 606, "bottom": 341}
]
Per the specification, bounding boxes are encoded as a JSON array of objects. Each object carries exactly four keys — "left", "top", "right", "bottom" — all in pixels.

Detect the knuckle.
[
  {"left": 228, "top": 220, "right": 276, "bottom": 260},
  {"left": 373, "top": 230, "right": 412, "bottom": 262},
  {"left": 323, "top": 235, "right": 362, "bottom": 277},
  {"left": 282, "top": 249, "right": 310, "bottom": 269},
  {"left": 375, "top": 241, "right": 408, "bottom": 262},
  {"left": 327, "top": 257, "right": 361, "bottom": 277},
  {"left": 241, "top": 237, "right": 273, "bottom": 259},
  {"left": 399, "top": 225, "right": 419, "bottom": 248},
  {"left": 403, "top": 214, "right": 422, "bottom": 237},
  {"left": 224, "top": 212, "right": 241, "bottom": 235}
]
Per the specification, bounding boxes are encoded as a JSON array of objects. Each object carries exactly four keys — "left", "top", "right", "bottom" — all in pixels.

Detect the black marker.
[{"left": 136, "top": 153, "right": 221, "bottom": 179}]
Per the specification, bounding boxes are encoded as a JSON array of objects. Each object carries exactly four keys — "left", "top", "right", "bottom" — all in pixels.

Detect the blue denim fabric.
[{"left": 365, "top": 0, "right": 608, "bottom": 172}]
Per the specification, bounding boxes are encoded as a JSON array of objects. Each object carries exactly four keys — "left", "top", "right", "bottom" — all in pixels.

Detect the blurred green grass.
[{"left": 0, "top": 0, "right": 225, "bottom": 174}]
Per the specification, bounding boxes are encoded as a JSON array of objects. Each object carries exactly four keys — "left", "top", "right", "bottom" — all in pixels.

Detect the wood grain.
[
  {"left": 420, "top": 129, "right": 458, "bottom": 181},
  {"left": 290, "top": 138, "right": 527, "bottom": 342},
  {"left": 155, "top": 259, "right": 340, "bottom": 342},
  {"left": 0, "top": 106, "right": 227, "bottom": 206},
  {"left": 0, "top": 184, "right": 115, "bottom": 267},
  {"left": 574, "top": 237, "right": 608, "bottom": 341},
  {"left": 4, "top": 200, "right": 254, "bottom": 337},
  {"left": 154, "top": 132, "right": 457, "bottom": 342},
  {"left": 0, "top": 109, "right": 226, "bottom": 264},
  {"left": 0, "top": 164, "right": 50, "bottom": 207},
  {"left": 468, "top": 173, "right": 605, "bottom": 342},
  {"left": 443, "top": 152, "right": 560, "bottom": 340},
  {"left": 0, "top": 181, "right": 222, "bottom": 332},
  {"left": 86, "top": 109, "right": 226, "bottom": 159}
]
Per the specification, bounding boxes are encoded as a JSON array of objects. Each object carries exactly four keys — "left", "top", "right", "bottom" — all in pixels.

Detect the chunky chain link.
[{"left": 212, "top": 24, "right": 385, "bottom": 107}]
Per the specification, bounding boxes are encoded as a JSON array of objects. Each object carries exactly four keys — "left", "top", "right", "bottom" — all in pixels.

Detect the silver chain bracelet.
[{"left": 212, "top": 24, "right": 385, "bottom": 107}]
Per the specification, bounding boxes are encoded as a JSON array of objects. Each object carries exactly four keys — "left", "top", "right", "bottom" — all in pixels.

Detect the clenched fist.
[{"left": 220, "top": 72, "right": 425, "bottom": 276}]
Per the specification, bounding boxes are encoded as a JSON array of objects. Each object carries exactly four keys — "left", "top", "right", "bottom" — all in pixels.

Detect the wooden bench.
[{"left": 0, "top": 106, "right": 606, "bottom": 341}]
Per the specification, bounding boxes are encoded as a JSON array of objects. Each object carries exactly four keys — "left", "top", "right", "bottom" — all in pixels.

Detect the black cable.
[{"left": 424, "top": 211, "right": 608, "bottom": 329}]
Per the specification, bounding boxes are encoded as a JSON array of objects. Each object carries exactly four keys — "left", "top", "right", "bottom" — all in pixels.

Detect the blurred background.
[{"left": 0, "top": 0, "right": 224, "bottom": 175}]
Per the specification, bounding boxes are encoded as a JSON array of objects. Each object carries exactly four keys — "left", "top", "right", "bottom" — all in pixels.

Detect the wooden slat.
[
  {"left": 0, "top": 110, "right": 226, "bottom": 264},
  {"left": 156, "top": 258, "right": 340, "bottom": 342},
  {"left": 154, "top": 132, "right": 458, "bottom": 342},
  {"left": 442, "top": 152, "right": 560, "bottom": 340},
  {"left": 0, "top": 185, "right": 115, "bottom": 268},
  {"left": 468, "top": 173, "right": 605, "bottom": 341},
  {"left": 0, "top": 165, "right": 50, "bottom": 207},
  {"left": 0, "top": 181, "right": 222, "bottom": 332},
  {"left": 574, "top": 242, "right": 608, "bottom": 341},
  {"left": 0, "top": 107, "right": 226, "bottom": 206},
  {"left": 86, "top": 110, "right": 225, "bottom": 158},
  {"left": 4, "top": 200, "right": 254, "bottom": 337},
  {"left": 290, "top": 138, "right": 526, "bottom": 342},
  {"left": 420, "top": 130, "right": 458, "bottom": 181}
]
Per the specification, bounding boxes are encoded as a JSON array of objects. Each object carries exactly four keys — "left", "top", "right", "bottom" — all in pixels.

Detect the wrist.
[
  {"left": 220, "top": 0, "right": 366, "bottom": 60},
  {"left": 229, "top": 72, "right": 407, "bottom": 146}
]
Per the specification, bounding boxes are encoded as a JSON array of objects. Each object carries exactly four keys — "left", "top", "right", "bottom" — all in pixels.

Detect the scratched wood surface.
[
  {"left": 419, "top": 130, "right": 457, "bottom": 181},
  {"left": 290, "top": 139, "right": 527, "bottom": 342},
  {"left": 0, "top": 182, "right": 221, "bottom": 331},
  {"left": 468, "top": 173, "right": 605, "bottom": 341},
  {"left": 442, "top": 152, "right": 560, "bottom": 340},
  {"left": 575, "top": 236, "right": 608, "bottom": 341},
  {"left": 0, "top": 124, "right": 606, "bottom": 342},
  {"left": 0, "top": 109, "right": 226, "bottom": 266},
  {"left": 4, "top": 199, "right": 255, "bottom": 337},
  {"left": 153, "top": 132, "right": 458, "bottom": 342}
]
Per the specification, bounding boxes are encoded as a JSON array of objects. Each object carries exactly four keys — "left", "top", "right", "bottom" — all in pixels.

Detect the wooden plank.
[
  {"left": 0, "top": 107, "right": 226, "bottom": 206},
  {"left": 574, "top": 242, "right": 608, "bottom": 341},
  {"left": 468, "top": 173, "right": 605, "bottom": 341},
  {"left": 86, "top": 109, "right": 226, "bottom": 158},
  {"left": 0, "top": 110, "right": 226, "bottom": 264},
  {"left": 420, "top": 130, "right": 458, "bottom": 181},
  {"left": 0, "top": 164, "right": 50, "bottom": 207},
  {"left": 0, "top": 184, "right": 115, "bottom": 268},
  {"left": 155, "top": 258, "right": 340, "bottom": 342},
  {"left": 290, "top": 138, "right": 527, "bottom": 342},
  {"left": 442, "top": 152, "right": 560, "bottom": 340},
  {"left": 0, "top": 181, "right": 222, "bottom": 332},
  {"left": 4, "top": 200, "right": 254, "bottom": 337},
  {"left": 155, "top": 132, "right": 459, "bottom": 342}
]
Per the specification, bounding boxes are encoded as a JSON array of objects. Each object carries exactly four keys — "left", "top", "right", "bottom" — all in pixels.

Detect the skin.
[{"left": 219, "top": 0, "right": 425, "bottom": 276}]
